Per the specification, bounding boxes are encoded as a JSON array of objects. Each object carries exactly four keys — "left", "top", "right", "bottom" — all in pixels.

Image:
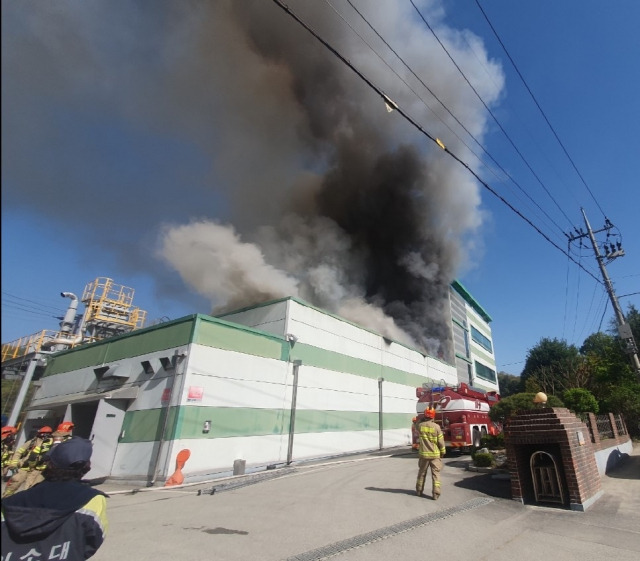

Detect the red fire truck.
[{"left": 412, "top": 383, "right": 501, "bottom": 452}]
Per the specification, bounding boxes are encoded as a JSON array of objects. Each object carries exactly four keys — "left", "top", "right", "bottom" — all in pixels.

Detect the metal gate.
[{"left": 530, "top": 451, "right": 564, "bottom": 504}]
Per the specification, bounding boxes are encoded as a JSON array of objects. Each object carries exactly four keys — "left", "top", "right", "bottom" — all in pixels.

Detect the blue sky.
[{"left": 2, "top": 1, "right": 638, "bottom": 376}]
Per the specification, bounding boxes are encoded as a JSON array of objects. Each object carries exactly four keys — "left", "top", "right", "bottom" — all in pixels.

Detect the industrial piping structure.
[{"left": 1, "top": 277, "right": 147, "bottom": 427}]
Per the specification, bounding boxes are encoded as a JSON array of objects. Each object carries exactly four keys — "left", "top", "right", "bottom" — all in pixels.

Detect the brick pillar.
[
  {"left": 586, "top": 412, "right": 600, "bottom": 443},
  {"left": 608, "top": 413, "right": 619, "bottom": 439}
]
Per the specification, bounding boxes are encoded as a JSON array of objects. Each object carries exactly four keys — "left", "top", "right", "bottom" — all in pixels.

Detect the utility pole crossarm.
[{"left": 580, "top": 208, "right": 640, "bottom": 377}]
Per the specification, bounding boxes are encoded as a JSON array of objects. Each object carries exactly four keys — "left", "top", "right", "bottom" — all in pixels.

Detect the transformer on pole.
[{"left": 569, "top": 208, "right": 640, "bottom": 378}]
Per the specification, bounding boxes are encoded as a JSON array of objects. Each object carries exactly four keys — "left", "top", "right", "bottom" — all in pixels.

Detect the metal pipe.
[
  {"left": 45, "top": 335, "right": 84, "bottom": 347},
  {"left": 378, "top": 377, "right": 384, "bottom": 450},
  {"left": 286, "top": 360, "right": 302, "bottom": 465},
  {"left": 59, "top": 292, "right": 78, "bottom": 334},
  {"left": 8, "top": 358, "right": 39, "bottom": 427},
  {"left": 148, "top": 352, "right": 186, "bottom": 486}
]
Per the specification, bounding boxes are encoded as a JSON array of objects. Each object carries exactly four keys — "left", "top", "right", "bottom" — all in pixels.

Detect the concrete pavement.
[{"left": 87, "top": 442, "right": 640, "bottom": 560}]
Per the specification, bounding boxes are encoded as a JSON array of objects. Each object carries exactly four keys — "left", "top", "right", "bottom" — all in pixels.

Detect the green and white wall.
[
  {"left": 25, "top": 298, "right": 457, "bottom": 485},
  {"left": 449, "top": 281, "right": 499, "bottom": 393}
]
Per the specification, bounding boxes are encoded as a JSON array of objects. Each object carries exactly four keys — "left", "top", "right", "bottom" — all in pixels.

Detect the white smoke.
[{"left": 159, "top": 221, "right": 299, "bottom": 313}]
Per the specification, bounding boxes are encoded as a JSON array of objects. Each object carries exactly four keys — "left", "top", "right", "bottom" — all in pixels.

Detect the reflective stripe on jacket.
[
  {"left": 1, "top": 480, "right": 109, "bottom": 560},
  {"left": 9, "top": 437, "right": 53, "bottom": 470},
  {"left": 417, "top": 420, "right": 446, "bottom": 459}
]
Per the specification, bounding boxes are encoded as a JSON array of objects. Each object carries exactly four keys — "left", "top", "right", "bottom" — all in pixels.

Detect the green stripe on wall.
[
  {"left": 45, "top": 319, "right": 195, "bottom": 376},
  {"left": 471, "top": 346, "right": 495, "bottom": 366},
  {"left": 119, "top": 406, "right": 413, "bottom": 442},
  {"left": 120, "top": 407, "right": 179, "bottom": 442},
  {"left": 290, "top": 343, "right": 431, "bottom": 388},
  {"left": 193, "top": 316, "right": 287, "bottom": 361}
]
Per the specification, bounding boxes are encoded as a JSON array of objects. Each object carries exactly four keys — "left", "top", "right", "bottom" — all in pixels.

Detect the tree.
[
  {"left": 608, "top": 303, "right": 640, "bottom": 342},
  {"left": 489, "top": 392, "right": 564, "bottom": 423},
  {"left": 497, "top": 371, "right": 521, "bottom": 398},
  {"left": 600, "top": 383, "right": 640, "bottom": 438},
  {"left": 520, "top": 338, "right": 580, "bottom": 390},
  {"left": 562, "top": 388, "right": 599, "bottom": 415},
  {"left": 516, "top": 305, "right": 640, "bottom": 438},
  {"left": 580, "top": 332, "right": 632, "bottom": 387}
]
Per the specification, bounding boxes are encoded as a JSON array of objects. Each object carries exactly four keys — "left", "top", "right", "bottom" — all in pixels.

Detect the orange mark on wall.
[{"left": 164, "top": 449, "right": 191, "bottom": 487}]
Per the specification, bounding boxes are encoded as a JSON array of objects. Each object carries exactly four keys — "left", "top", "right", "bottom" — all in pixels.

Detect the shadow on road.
[
  {"left": 605, "top": 453, "right": 640, "bottom": 480},
  {"left": 364, "top": 486, "right": 418, "bottom": 497},
  {"left": 444, "top": 459, "right": 471, "bottom": 469},
  {"left": 453, "top": 473, "right": 512, "bottom": 499}
]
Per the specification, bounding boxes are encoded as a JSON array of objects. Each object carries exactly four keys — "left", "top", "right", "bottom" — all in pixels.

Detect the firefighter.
[
  {"left": 415, "top": 408, "right": 446, "bottom": 500},
  {"left": 1, "top": 426, "right": 18, "bottom": 478},
  {"left": 52, "top": 421, "right": 75, "bottom": 447},
  {"left": 2, "top": 426, "right": 54, "bottom": 498}
]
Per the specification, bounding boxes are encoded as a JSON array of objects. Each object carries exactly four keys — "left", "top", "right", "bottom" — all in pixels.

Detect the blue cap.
[{"left": 48, "top": 437, "right": 93, "bottom": 468}]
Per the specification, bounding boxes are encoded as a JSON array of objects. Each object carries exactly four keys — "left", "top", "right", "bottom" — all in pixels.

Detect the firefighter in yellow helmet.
[
  {"left": 1, "top": 426, "right": 18, "bottom": 478},
  {"left": 415, "top": 408, "right": 446, "bottom": 500},
  {"left": 2, "top": 426, "right": 54, "bottom": 498}
]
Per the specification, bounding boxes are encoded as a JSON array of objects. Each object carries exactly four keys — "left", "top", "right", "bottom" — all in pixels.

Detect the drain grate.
[{"left": 284, "top": 497, "right": 493, "bottom": 561}]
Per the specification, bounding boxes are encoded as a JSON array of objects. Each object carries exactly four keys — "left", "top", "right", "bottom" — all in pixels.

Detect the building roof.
[{"left": 451, "top": 280, "right": 492, "bottom": 324}]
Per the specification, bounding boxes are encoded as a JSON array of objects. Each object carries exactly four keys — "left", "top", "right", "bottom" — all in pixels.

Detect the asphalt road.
[{"left": 90, "top": 444, "right": 640, "bottom": 561}]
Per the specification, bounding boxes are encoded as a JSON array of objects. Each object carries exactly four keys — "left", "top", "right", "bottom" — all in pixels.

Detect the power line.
[
  {"left": 2, "top": 291, "right": 65, "bottom": 314},
  {"left": 268, "top": 0, "right": 603, "bottom": 285},
  {"left": 336, "top": 0, "right": 568, "bottom": 242},
  {"left": 597, "top": 299, "right": 609, "bottom": 332},
  {"left": 474, "top": 0, "right": 608, "bottom": 220},
  {"left": 409, "top": 0, "right": 575, "bottom": 230},
  {"left": 571, "top": 250, "right": 582, "bottom": 343},
  {"left": 1, "top": 301, "right": 61, "bottom": 320},
  {"left": 562, "top": 243, "right": 571, "bottom": 340},
  {"left": 575, "top": 277, "right": 600, "bottom": 344}
]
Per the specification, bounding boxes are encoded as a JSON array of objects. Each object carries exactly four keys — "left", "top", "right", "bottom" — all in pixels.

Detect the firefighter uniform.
[
  {"left": 1, "top": 426, "right": 18, "bottom": 478},
  {"left": 2, "top": 427, "right": 54, "bottom": 498},
  {"left": 415, "top": 409, "right": 446, "bottom": 499}
]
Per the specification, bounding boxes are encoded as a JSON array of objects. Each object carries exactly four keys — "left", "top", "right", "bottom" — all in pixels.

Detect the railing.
[
  {"left": 595, "top": 415, "right": 614, "bottom": 439},
  {"left": 614, "top": 415, "right": 628, "bottom": 436},
  {"left": 579, "top": 412, "right": 628, "bottom": 446},
  {"left": 1, "top": 330, "right": 101, "bottom": 363},
  {"left": 1, "top": 330, "right": 57, "bottom": 362}
]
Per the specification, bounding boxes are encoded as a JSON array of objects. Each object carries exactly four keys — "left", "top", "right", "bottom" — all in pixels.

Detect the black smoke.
[{"left": 2, "top": 0, "right": 504, "bottom": 359}]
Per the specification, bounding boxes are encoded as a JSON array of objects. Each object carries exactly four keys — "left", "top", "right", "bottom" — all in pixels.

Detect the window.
[
  {"left": 475, "top": 361, "right": 496, "bottom": 383},
  {"left": 471, "top": 326, "right": 492, "bottom": 353},
  {"left": 463, "top": 328, "right": 470, "bottom": 358}
]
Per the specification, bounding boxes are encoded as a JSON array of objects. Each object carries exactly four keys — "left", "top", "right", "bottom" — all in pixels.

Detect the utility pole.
[{"left": 569, "top": 208, "right": 640, "bottom": 377}]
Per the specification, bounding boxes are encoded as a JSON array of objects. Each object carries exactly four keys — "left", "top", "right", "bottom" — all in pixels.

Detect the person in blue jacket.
[{"left": 1, "top": 436, "right": 108, "bottom": 560}]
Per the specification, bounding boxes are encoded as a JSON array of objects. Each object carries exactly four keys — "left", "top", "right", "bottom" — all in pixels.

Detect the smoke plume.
[{"left": 2, "top": 0, "right": 504, "bottom": 358}]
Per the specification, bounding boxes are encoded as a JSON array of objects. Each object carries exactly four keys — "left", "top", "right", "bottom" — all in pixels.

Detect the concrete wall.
[{"left": 593, "top": 439, "right": 634, "bottom": 476}]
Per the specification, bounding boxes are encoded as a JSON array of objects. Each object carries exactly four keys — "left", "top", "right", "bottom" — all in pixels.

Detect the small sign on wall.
[
  {"left": 187, "top": 386, "right": 204, "bottom": 402},
  {"left": 577, "top": 430, "right": 585, "bottom": 446},
  {"left": 161, "top": 388, "right": 171, "bottom": 404}
]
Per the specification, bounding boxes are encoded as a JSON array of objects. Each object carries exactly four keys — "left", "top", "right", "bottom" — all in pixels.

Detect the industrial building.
[{"left": 2, "top": 279, "right": 497, "bottom": 486}]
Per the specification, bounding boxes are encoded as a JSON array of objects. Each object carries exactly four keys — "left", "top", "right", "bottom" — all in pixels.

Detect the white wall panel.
[{"left": 219, "top": 300, "right": 289, "bottom": 336}]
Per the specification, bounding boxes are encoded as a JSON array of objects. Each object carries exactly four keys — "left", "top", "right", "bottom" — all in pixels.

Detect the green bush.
[
  {"left": 473, "top": 452, "right": 494, "bottom": 468},
  {"left": 562, "top": 388, "right": 599, "bottom": 414},
  {"left": 481, "top": 433, "right": 504, "bottom": 449},
  {"left": 489, "top": 392, "right": 564, "bottom": 423}
]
